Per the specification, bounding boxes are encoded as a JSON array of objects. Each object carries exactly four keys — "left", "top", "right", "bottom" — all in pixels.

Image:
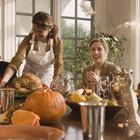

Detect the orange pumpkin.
[{"left": 25, "top": 86, "right": 66, "bottom": 124}]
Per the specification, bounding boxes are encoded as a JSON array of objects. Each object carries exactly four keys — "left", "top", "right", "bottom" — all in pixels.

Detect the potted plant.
[
  {"left": 73, "top": 1, "right": 136, "bottom": 89},
  {"left": 74, "top": 32, "right": 126, "bottom": 74}
]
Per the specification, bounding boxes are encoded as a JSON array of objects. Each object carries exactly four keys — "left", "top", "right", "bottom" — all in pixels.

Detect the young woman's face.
[
  {"left": 32, "top": 24, "right": 49, "bottom": 42},
  {"left": 89, "top": 41, "right": 107, "bottom": 64}
]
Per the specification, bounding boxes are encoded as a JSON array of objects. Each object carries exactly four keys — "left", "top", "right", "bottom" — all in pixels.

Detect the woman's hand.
[
  {"left": 85, "top": 71, "right": 99, "bottom": 84},
  {"left": 0, "top": 67, "right": 15, "bottom": 88},
  {"left": 50, "top": 81, "right": 57, "bottom": 90},
  {"left": 50, "top": 75, "right": 61, "bottom": 90},
  {"left": 0, "top": 81, "right": 7, "bottom": 88}
]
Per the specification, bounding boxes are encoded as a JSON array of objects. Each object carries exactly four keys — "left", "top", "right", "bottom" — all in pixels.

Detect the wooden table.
[
  {"left": 52, "top": 105, "right": 140, "bottom": 140},
  {"left": 15, "top": 98, "right": 140, "bottom": 140}
]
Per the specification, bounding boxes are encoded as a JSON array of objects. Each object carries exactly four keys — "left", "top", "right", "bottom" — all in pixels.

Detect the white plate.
[{"left": 0, "top": 125, "right": 65, "bottom": 140}]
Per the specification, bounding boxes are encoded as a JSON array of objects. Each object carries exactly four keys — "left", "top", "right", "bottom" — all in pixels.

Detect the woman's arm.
[
  {"left": 51, "top": 38, "right": 64, "bottom": 89},
  {"left": 0, "top": 35, "right": 31, "bottom": 88},
  {"left": 53, "top": 37, "right": 64, "bottom": 77},
  {"left": 0, "top": 67, "right": 15, "bottom": 88},
  {"left": 8, "top": 35, "right": 31, "bottom": 71}
]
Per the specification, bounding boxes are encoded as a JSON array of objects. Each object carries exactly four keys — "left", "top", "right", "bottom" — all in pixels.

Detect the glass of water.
[{"left": 99, "top": 76, "right": 110, "bottom": 98}]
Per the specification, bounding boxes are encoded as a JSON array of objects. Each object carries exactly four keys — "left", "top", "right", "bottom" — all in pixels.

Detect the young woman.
[
  {"left": 0, "top": 11, "right": 63, "bottom": 89},
  {"left": 82, "top": 37, "right": 121, "bottom": 89}
]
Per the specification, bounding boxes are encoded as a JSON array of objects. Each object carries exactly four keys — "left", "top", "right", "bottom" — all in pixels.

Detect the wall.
[
  {"left": 0, "top": 0, "right": 4, "bottom": 60},
  {"left": 95, "top": 0, "right": 140, "bottom": 88},
  {"left": 129, "top": 0, "right": 140, "bottom": 89},
  {"left": 0, "top": 0, "right": 16, "bottom": 62},
  {"left": 95, "top": 0, "right": 130, "bottom": 68}
]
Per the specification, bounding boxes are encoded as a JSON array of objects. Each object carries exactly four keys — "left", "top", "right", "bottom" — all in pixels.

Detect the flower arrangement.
[
  {"left": 80, "top": 1, "right": 96, "bottom": 16},
  {"left": 75, "top": 37, "right": 92, "bottom": 73},
  {"left": 94, "top": 21, "right": 139, "bottom": 65},
  {"left": 94, "top": 20, "right": 127, "bottom": 64}
]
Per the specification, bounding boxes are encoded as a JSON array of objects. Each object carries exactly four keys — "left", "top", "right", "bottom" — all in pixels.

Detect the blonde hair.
[{"left": 89, "top": 37, "right": 109, "bottom": 53}]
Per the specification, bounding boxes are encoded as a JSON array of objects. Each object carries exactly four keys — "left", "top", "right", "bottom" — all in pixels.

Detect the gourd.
[
  {"left": 0, "top": 103, "right": 25, "bottom": 124},
  {"left": 11, "top": 109, "right": 40, "bottom": 126},
  {"left": 25, "top": 86, "right": 66, "bottom": 124}
]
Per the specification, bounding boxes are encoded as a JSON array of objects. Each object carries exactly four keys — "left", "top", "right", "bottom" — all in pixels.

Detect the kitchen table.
[
  {"left": 14, "top": 98, "right": 140, "bottom": 140},
  {"left": 55, "top": 105, "right": 140, "bottom": 140}
]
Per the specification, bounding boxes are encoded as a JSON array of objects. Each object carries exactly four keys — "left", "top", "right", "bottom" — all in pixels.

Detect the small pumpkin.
[{"left": 25, "top": 86, "right": 66, "bottom": 124}]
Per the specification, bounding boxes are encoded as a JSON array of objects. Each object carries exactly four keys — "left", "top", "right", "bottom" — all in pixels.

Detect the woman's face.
[
  {"left": 32, "top": 24, "right": 49, "bottom": 42},
  {"left": 89, "top": 41, "right": 107, "bottom": 64}
]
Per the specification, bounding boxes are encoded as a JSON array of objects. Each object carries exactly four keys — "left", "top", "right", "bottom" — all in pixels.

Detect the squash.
[
  {"left": 11, "top": 109, "right": 40, "bottom": 126},
  {"left": 25, "top": 86, "right": 66, "bottom": 124}
]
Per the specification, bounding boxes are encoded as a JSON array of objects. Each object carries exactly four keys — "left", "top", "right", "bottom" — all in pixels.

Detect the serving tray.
[{"left": 0, "top": 125, "right": 65, "bottom": 140}]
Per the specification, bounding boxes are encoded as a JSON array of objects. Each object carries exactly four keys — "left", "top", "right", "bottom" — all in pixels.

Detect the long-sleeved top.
[
  {"left": 82, "top": 60, "right": 121, "bottom": 87},
  {"left": 8, "top": 33, "right": 64, "bottom": 77}
]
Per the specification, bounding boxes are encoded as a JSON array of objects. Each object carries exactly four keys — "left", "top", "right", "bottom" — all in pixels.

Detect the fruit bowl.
[{"left": 66, "top": 100, "right": 123, "bottom": 119}]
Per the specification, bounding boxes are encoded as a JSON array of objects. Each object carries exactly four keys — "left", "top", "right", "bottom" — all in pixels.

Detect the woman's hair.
[
  {"left": 89, "top": 37, "right": 109, "bottom": 53},
  {"left": 32, "top": 11, "right": 58, "bottom": 38}
]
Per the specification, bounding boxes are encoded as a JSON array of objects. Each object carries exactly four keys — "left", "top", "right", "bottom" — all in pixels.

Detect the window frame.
[{"left": 61, "top": 0, "right": 95, "bottom": 88}]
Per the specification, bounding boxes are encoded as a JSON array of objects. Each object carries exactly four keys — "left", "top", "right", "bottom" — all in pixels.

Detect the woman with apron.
[{"left": 0, "top": 11, "right": 64, "bottom": 89}]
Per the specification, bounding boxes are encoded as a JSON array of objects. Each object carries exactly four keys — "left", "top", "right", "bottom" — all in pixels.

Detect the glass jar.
[
  {"left": 109, "top": 71, "right": 125, "bottom": 104},
  {"left": 57, "top": 71, "right": 75, "bottom": 96}
]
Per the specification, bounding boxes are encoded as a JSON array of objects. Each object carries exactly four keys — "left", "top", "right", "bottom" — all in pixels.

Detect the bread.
[{"left": 12, "top": 72, "right": 43, "bottom": 93}]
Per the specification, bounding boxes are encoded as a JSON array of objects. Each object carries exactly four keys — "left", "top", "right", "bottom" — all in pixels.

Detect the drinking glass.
[
  {"left": 0, "top": 88, "right": 15, "bottom": 113},
  {"left": 99, "top": 76, "right": 110, "bottom": 98},
  {"left": 79, "top": 101, "right": 107, "bottom": 140},
  {"left": 90, "top": 83, "right": 101, "bottom": 96}
]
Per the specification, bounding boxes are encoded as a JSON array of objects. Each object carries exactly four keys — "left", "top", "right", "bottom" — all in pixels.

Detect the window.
[
  {"left": 61, "top": 0, "right": 94, "bottom": 88},
  {"left": 15, "top": 0, "right": 95, "bottom": 86},
  {"left": 15, "top": 0, "right": 52, "bottom": 75},
  {"left": 16, "top": 0, "right": 51, "bottom": 50}
]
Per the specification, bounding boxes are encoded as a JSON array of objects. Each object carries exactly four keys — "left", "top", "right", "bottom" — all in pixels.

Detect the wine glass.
[
  {"left": 99, "top": 76, "right": 110, "bottom": 98},
  {"left": 90, "top": 82, "right": 101, "bottom": 96}
]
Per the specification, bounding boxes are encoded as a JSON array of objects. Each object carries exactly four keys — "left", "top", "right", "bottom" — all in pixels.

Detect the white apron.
[{"left": 23, "top": 40, "right": 54, "bottom": 87}]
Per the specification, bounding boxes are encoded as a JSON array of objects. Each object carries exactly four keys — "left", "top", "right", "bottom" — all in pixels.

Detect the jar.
[{"left": 109, "top": 71, "right": 125, "bottom": 104}]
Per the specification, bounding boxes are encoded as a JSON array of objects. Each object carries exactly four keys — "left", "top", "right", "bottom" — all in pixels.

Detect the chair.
[{"left": 0, "top": 61, "right": 17, "bottom": 86}]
